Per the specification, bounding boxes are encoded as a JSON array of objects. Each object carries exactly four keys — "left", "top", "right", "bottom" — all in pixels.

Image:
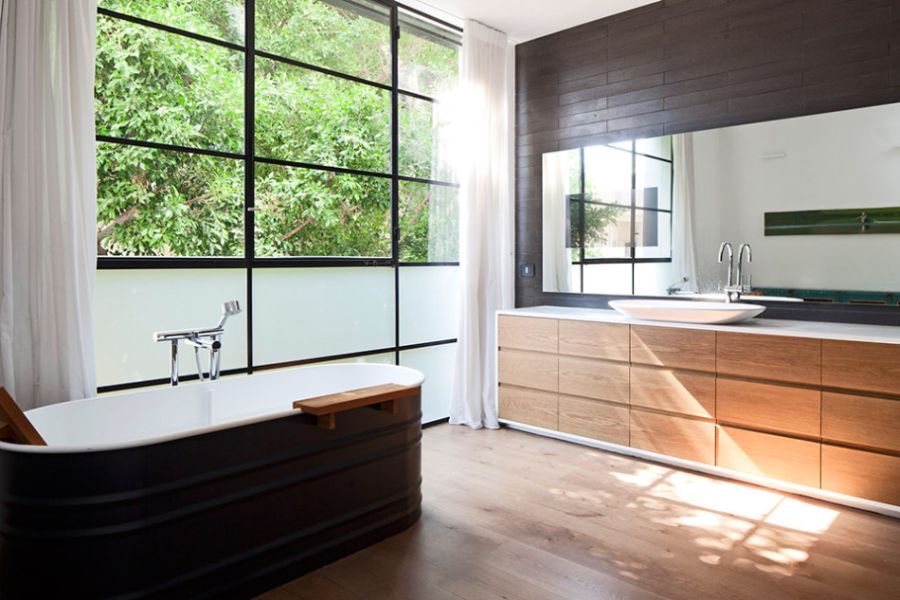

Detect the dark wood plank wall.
[{"left": 515, "top": 0, "right": 900, "bottom": 324}]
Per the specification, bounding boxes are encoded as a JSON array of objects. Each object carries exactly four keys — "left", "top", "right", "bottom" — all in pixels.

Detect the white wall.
[{"left": 693, "top": 102, "right": 900, "bottom": 293}]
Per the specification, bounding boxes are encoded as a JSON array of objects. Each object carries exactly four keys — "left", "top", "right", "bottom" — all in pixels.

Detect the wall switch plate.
[{"left": 519, "top": 263, "right": 535, "bottom": 278}]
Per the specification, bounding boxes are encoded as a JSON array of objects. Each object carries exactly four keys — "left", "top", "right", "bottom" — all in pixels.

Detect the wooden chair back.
[{"left": 0, "top": 387, "right": 47, "bottom": 445}]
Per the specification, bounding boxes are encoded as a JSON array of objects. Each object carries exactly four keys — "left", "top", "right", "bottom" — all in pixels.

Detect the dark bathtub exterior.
[{"left": 0, "top": 389, "right": 422, "bottom": 599}]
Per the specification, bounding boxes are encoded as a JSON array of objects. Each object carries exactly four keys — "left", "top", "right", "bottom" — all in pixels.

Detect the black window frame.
[
  {"left": 567, "top": 140, "right": 674, "bottom": 294},
  {"left": 95, "top": 0, "right": 462, "bottom": 394}
]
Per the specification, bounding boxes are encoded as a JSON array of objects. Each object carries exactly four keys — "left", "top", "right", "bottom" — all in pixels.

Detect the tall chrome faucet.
[
  {"left": 153, "top": 300, "right": 242, "bottom": 386},
  {"left": 718, "top": 242, "right": 752, "bottom": 303}
]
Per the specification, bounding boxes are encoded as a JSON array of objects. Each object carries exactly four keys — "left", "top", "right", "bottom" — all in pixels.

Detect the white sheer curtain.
[
  {"left": 672, "top": 133, "right": 699, "bottom": 293},
  {"left": 0, "top": 0, "right": 98, "bottom": 410},
  {"left": 542, "top": 153, "right": 574, "bottom": 293},
  {"left": 449, "top": 20, "right": 513, "bottom": 430}
]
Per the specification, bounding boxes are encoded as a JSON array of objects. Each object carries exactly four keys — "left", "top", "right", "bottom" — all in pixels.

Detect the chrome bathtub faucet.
[{"left": 153, "top": 300, "right": 242, "bottom": 386}]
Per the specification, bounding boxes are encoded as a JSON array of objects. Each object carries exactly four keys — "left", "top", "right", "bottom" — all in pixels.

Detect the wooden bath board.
[
  {"left": 0, "top": 387, "right": 46, "bottom": 445},
  {"left": 293, "top": 383, "right": 417, "bottom": 430}
]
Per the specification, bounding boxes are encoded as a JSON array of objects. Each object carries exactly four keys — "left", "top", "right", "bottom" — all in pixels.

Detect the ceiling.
[{"left": 406, "top": 0, "right": 660, "bottom": 43}]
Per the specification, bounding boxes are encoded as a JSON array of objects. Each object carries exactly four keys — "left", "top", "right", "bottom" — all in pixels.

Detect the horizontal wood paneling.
[
  {"left": 516, "top": 0, "right": 900, "bottom": 324},
  {"left": 716, "top": 332, "right": 821, "bottom": 386},
  {"left": 558, "top": 395, "right": 629, "bottom": 445},
  {"left": 630, "top": 408, "right": 715, "bottom": 465},
  {"left": 716, "top": 377, "right": 821, "bottom": 438},
  {"left": 717, "top": 425, "right": 820, "bottom": 488},
  {"left": 822, "top": 340, "right": 900, "bottom": 396},
  {"left": 558, "top": 320, "right": 630, "bottom": 361},
  {"left": 498, "top": 316, "right": 558, "bottom": 354},
  {"left": 630, "top": 326, "right": 716, "bottom": 373},
  {"left": 499, "top": 385, "right": 558, "bottom": 430},
  {"left": 822, "top": 444, "right": 900, "bottom": 506},
  {"left": 630, "top": 366, "right": 715, "bottom": 418},
  {"left": 822, "top": 391, "right": 900, "bottom": 453},
  {"left": 498, "top": 350, "right": 558, "bottom": 393},
  {"left": 558, "top": 356, "right": 630, "bottom": 404}
]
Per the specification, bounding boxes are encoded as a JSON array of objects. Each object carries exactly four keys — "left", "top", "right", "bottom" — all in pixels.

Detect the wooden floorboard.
[{"left": 258, "top": 425, "right": 900, "bottom": 600}]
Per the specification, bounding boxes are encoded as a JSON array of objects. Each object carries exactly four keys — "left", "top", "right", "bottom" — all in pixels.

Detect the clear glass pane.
[
  {"left": 96, "top": 15, "right": 244, "bottom": 152},
  {"left": 97, "top": 143, "right": 244, "bottom": 257},
  {"left": 95, "top": 270, "right": 247, "bottom": 386},
  {"left": 582, "top": 263, "right": 632, "bottom": 295},
  {"left": 583, "top": 204, "right": 632, "bottom": 259},
  {"left": 256, "top": 0, "right": 390, "bottom": 84},
  {"left": 399, "top": 10, "right": 460, "bottom": 97},
  {"left": 399, "top": 94, "right": 455, "bottom": 182},
  {"left": 99, "top": 0, "right": 245, "bottom": 44},
  {"left": 634, "top": 262, "right": 676, "bottom": 296},
  {"left": 636, "top": 135, "right": 673, "bottom": 160},
  {"left": 636, "top": 155, "right": 672, "bottom": 211},
  {"left": 584, "top": 145, "right": 633, "bottom": 206},
  {"left": 399, "top": 266, "right": 459, "bottom": 346},
  {"left": 255, "top": 57, "right": 391, "bottom": 172},
  {"left": 399, "top": 181, "right": 459, "bottom": 262},
  {"left": 254, "top": 163, "right": 391, "bottom": 258},
  {"left": 400, "top": 344, "right": 456, "bottom": 423},
  {"left": 252, "top": 267, "right": 394, "bottom": 365},
  {"left": 635, "top": 210, "right": 672, "bottom": 259}
]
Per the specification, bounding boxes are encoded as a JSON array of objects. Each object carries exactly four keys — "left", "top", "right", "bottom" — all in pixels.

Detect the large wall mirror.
[{"left": 542, "top": 102, "right": 900, "bottom": 304}]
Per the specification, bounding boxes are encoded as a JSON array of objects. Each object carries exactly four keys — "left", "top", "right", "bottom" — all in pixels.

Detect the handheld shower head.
[{"left": 217, "top": 300, "right": 242, "bottom": 328}]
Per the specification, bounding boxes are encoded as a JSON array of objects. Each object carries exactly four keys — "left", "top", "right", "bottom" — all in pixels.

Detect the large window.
[{"left": 95, "top": 0, "right": 461, "bottom": 423}]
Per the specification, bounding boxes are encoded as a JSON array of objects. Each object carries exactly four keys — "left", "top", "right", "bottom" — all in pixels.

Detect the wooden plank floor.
[{"left": 258, "top": 425, "right": 900, "bottom": 600}]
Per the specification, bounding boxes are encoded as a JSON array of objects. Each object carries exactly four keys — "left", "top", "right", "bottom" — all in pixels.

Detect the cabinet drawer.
[
  {"left": 498, "top": 315, "right": 558, "bottom": 353},
  {"left": 630, "top": 366, "right": 715, "bottom": 418},
  {"left": 717, "top": 426, "right": 820, "bottom": 488},
  {"left": 822, "top": 392, "right": 900, "bottom": 453},
  {"left": 558, "top": 356, "right": 629, "bottom": 404},
  {"left": 498, "top": 350, "right": 558, "bottom": 392},
  {"left": 822, "top": 340, "right": 900, "bottom": 396},
  {"left": 717, "top": 332, "right": 821, "bottom": 386},
  {"left": 716, "top": 377, "right": 820, "bottom": 438},
  {"left": 631, "top": 326, "right": 716, "bottom": 373},
  {"left": 499, "top": 386, "right": 557, "bottom": 430},
  {"left": 630, "top": 409, "right": 715, "bottom": 465},
  {"left": 559, "top": 320, "right": 629, "bottom": 362},
  {"left": 559, "top": 396, "right": 628, "bottom": 446},
  {"left": 822, "top": 444, "right": 900, "bottom": 506}
]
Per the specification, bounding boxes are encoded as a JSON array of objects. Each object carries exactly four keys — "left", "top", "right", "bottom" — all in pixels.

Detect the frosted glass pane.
[
  {"left": 399, "top": 266, "right": 459, "bottom": 346},
  {"left": 635, "top": 262, "right": 676, "bottom": 296},
  {"left": 583, "top": 263, "right": 632, "bottom": 295},
  {"left": 400, "top": 343, "right": 455, "bottom": 423},
  {"left": 95, "top": 269, "right": 247, "bottom": 387},
  {"left": 253, "top": 267, "right": 394, "bottom": 365}
]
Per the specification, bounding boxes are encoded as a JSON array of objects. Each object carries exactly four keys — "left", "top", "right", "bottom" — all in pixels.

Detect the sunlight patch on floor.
[{"left": 764, "top": 497, "right": 839, "bottom": 535}]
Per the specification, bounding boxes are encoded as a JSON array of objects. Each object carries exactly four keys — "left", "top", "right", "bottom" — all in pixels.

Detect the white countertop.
[{"left": 498, "top": 305, "right": 900, "bottom": 345}]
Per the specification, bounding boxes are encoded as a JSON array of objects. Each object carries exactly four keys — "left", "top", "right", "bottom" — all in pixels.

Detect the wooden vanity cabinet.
[{"left": 499, "top": 313, "right": 900, "bottom": 507}]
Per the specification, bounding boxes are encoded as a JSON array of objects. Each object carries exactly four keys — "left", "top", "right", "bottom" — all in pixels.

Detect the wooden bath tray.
[
  {"left": 0, "top": 387, "right": 46, "bottom": 445},
  {"left": 294, "top": 384, "right": 418, "bottom": 430}
]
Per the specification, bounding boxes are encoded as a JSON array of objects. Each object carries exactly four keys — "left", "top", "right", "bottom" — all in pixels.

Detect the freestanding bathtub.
[{"left": 0, "top": 363, "right": 424, "bottom": 599}]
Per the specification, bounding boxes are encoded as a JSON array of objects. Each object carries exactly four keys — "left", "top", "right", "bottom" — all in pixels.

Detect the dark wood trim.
[{"left": 0, "top": 388, "right": 46, "bottom": 446}]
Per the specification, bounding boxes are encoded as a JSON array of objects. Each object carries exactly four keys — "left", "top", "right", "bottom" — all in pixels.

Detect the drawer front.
[
  {"left": 822, "top": 392, "right": 900, "bottom": 453},
  {"left": 559, "top": 320, "right": 629, "bottom": 362},
  {"left": 559, "top": 356, "right": 629, "bottom": 404},
  {"left": 716, "top": 377, "right": 821, "bottom": 438},
  {"left": 630, "top": 366, "right": 715, "bottom": 418},
  {"left": 498, "top": 350, "right": 558, "bottom": 392},
  {"left": 558, "top": 396, "right": 628, "bottom": 446},
  {"left": 631, "top": 326, "right": 716, "bottom": 373},
  {"left": 822, "top": 444, "right": 900, "bottom": 506},
  {"left": 630, "top": 409, "right": 715, "bottom": 465},
  {"left": 822, "top": 340, "right": 900, "bottom": 396},
  {"left": 717, "top": 426, "right": 820, "bottom": 488},
  {"left": 717, "top": 332, "right": 821, "bottom": 386},
  {"left": 498, "top": 315, "right": 558, "bottom": 354},
  {"left": 499, "top": 386, "right": 557, "bottom": 430}
]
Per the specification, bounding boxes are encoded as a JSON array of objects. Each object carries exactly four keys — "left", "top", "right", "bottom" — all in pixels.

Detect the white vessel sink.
[{"left": 609, "top": 299, "right": 766, "bottom": 325}]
